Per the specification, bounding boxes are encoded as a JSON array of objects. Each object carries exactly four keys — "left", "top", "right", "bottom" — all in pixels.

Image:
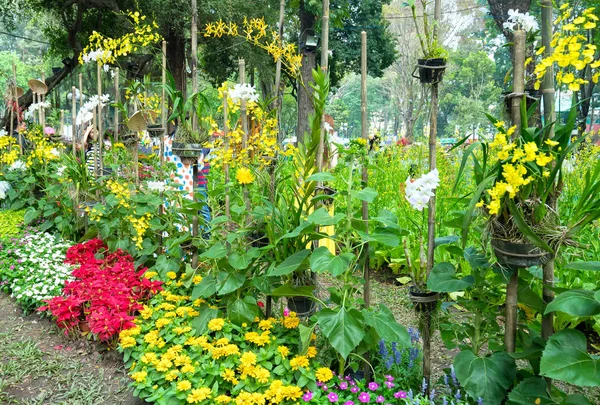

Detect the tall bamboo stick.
[
  {"left": 161, "top": 41, "right": 167, "bottom": 164},
  {"left": 360, "top": 31, "right": 370, "bottom": 309},
  {"left": 72, "top": 86, "right": 77, "bottom": 155},
  {"left": 9, "top": 62, "right": 15, "bottom": 143},
  {"left": 191, "top": 0, "right": 198, "bottom": 132},
  {"left": 223, "top": 92, "right": 231, "bottom": 219},
  {"left": 274, "top": 0, "right": 286, "bottom": 146},
  {"left": 114, "top": 68, "right": 120, "bottom": 143},
  {"left": 316, "top": 0, "right": 330, "bottom": 173},
  {"left": 97, "top": 63, "right": 103, "bottom": 175},
  {"left": 13, "top": 63, "right": 22, "bottom": 154},
  {"left": 239, "top": 59, "right": 251, "bottom": 215}
]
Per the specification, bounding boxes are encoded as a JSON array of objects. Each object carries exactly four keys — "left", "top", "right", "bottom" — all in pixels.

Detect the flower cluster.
[
  {"left": 228, "top": 83, "right": 260, "bottom": 103},
  {"left": 533, "top": 5, "right": 600, "bottom": 91},
  {"left": 0, "top": 133, "right": 20, "bottom": 167},
  {"left": 502, "top": 9, "right": 539, "bottom": 32},
  {"left": 120, "top": 279, "right": 321, "bottom": 404},
  {"left": 23, "top": 125, "right": 62, "bottom": 168},
  {"left": 39, "top": 239, "right": 162, "bottom": 341},
  {"left": 204, "top": 17, "right": 302, "bottom": 76},
  {"left": 374, "top": 328, "right": 422, "bottom": 391},
  {"left": 23, "top": 101, "right": 51, "bottom": 122},
  {"left": 0, "top": 180, "right": 10, "bottom": 200},
  {"left": 79, "top": 11, "right": 162, "bottom": 67},
  {"left": 0, "top": 230, "right": 73, "bottom": 312},
  {"left": 477, "top": 121, "right": 557, "bottom": 215},
  {"left": 405, "top": 169, "right": 440, "bottom": 211},
  {"left": 76, "top": 94, "right": 111, "bottom": 125}
]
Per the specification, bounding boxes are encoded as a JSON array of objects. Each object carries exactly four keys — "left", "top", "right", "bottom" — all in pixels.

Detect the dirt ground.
[{"left": 0, "top": 293, "right": 144, "bottom": 405}]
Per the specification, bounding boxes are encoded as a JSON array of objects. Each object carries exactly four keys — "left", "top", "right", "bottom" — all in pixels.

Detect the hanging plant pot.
[
  {"left": 408, "top": 286, "right": 439, "bottom": 313},
  {"left": 172, "top": 142, "right": 202, "bottom": 165},
  {"left": 491, "top": 238, "right": 552, "bottom": 269},
  {"left": 287, "top": 296, "right": 316, "bottom": 318},
  {"left": 120, "top": 132, "right": 138, "bottom": 148},
  {"left": 147, "top": 125, "right": 165, "bottom": 139},
  {"left": 413, "top": 58, "right": 447, "bottom": 84},
  {"left": 502, "top": 89, "right": 541, "bottom": 118}
]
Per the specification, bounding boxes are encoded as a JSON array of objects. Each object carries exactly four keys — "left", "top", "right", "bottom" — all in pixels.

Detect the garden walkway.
[{"left": 0, "top": 293, "right": 143, "bottom": 405}]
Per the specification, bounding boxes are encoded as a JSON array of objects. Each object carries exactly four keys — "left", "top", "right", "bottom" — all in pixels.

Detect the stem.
[{"left": 411, "top": 5, "right": 428, "bottom": 57}]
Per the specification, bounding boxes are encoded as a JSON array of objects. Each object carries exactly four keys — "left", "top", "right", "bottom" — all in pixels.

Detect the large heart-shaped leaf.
[
  {"left": 316, "top": 307, "right": 365, "bottom": 360},
  {"left": 228, "top": 252, "right": 251, "bottom": 270},
  {"left": 540, "top": 329, "right": 600, "bottom": 387},
  {"left": 427, "top": 262, "right": 474, "bottom": 292},
  {"left": 362, "top": 304, "right": 410, "bottom": 346},
  {"left": 200, "top": 242, "right": 228, "bottom": 260},
  {"left": 270, "top": 284, "right": 315, "bottom": 298},
  {"left": 309, "top": 246, "right": 353, "bottom": 276},
  {"left": 228, "top": 296, "right": 258, "bottom": 325},
  {"left": 507, "top": 377, "right": 556, "bottom": 405},
  {"left": 216, "top": 271, "right": 246, "bottom": 295},
  {"left": 454, "top": 351, "right": 516, "bottom": 405},
  {"left": 544, "top": 290, "right": 600, "bottom": 317},
  {"left": 306, "top": 172, "right": 335, "bottom": 182},
  {"left": 307, "top": 208, "right": 344, "bottom": 226},
  {"left": 191, "top": 304, "right": 219, "bottom": 335},
  {"left": 268, "top": 249, "right": 310, "bottom": 276},
  {"left": 191, "top": 275, "right": 217, "bottom": 299},
  {"left": 351, "top": 187, "right": 378, "bottom": 203}
]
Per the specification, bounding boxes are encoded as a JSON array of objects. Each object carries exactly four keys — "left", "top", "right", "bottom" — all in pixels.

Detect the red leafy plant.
[{"left": 39, "top": 239, "right": 162, "bottom": 342}]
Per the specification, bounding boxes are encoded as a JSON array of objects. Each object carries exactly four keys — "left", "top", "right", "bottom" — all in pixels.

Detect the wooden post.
[
  {"left": 540, "top": 0, "right": 555, "bottom": 344},
  {"left": 114, "top": 68, "right": 120, "bottom": 143},
  {"left": 60, "top": 110, "right": 64, "bottom": 138},
  {"left": 316, "top": 0, "right": 330, "bottom": 173},
  {"left": 274, "top": 0, "right": 286, "bottom": 146},
  {"left": 12, "top": 63, "right": 22, "bottom": 154},
  {"left": 92, "top": 109, "right": 99, "bottom": 177},
  {"left": 97, "top": 63, "right": 103, "bottom": 175},
  {"left": 41, "top": 72, "right": 46, "bottom": 127},
  {"left": 223, "top": 91, "right": 231, "bottom": 219},
  {"left": 239, "top": 59, "right": 248, "bottom": 149},
  {"left": 191, "top": 0, "right": 198, "bottom": 132},
  {"left": 72, "top": 86, "right": 77, "bottom": 155},
  {"left": 79, "top": 73, "right": 83, "bottom": 108},
  {"left": 9, "top": 69, "right": 14, "bottom": 142},
  {"left": 161, "top": 41, "right": 167, "bottom": 164}
]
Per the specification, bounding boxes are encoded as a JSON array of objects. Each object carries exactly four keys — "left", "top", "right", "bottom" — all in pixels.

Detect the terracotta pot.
[{"left": 491, "top": 238, "right": 552, "bottom": 269}]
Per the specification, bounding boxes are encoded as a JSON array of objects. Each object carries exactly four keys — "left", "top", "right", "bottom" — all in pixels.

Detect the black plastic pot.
[
  {"left": 172, "top": 142, "right": 202, "bottom": 163},
  {"left": 408, "top": 286, "right": 439, "bottom": 313},
  {"left": 147, "top": 125, "right": 165, "bottom": 139},
  {"left": 415, "top": 58, "right": 447, "bottom": 84},
  {"left": 491, "top": 238, "right": 552, "bottom": 269},
  {"left": 287, "top": 296, "right": 316, "bottom": 318}
]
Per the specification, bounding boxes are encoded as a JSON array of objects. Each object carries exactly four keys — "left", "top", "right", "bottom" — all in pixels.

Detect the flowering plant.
[
  {"left": 373, "top": 329, "right": 422, "bottom": 391},
  {"left": 39, "top": 239, "right": 162, "bottom": 342},
  {"left": 502, "top": 9, "right": 539, "bottom": 33},
  {"left": 119, "top": 278, "right": 322, "bottom": 405}
]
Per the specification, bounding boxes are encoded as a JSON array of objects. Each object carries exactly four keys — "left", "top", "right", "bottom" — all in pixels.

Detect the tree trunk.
[
  {"left": 297, "top": 0, "right": 316, "bottom": 143},
  {"left": 166, "top": 29, "right": 187, "bottom": 94}
]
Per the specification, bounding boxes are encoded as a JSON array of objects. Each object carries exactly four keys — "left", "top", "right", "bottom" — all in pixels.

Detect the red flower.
[{"left": 258, "top": 302, "right": 265, "bottom": 308}]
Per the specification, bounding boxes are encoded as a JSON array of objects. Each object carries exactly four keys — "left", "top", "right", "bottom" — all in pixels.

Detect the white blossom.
[
  {"left": 503, "top": 9, "right": 539, "bottom": 32},
  {"left": 9, "top": 160, "right": 26, "bottom": 171},
  {"left": 76, "top": 94, "right": 111, "bottom": 125},
  {"left": 228, "top": 83, "right": 259, "bottom": 103},
  {"left": 405, "top": 169, "right": 440, "bottom": 211},
  {"left": 0, "top": 129, "right": 7, "bottom": 137}
]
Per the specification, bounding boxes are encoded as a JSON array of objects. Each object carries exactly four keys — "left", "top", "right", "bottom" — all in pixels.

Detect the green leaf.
[
  {"left": 427, "top": 262, "right": 474, "bottom": 292},
  {"left": 506, "top": 377, "right": 555, "bottom": 405},
  {"left": 454, "top": 351, "right": 516, "bottom": 405},
  {"left": 544, "top": 290, "right": 600, "bottom": 317},
  {"left": 191, "top": 305, "right": 219, "bottom": 335},
  {"left": 309, "top": 247, "right": 353, "bottom": 276},
  {"left": 564, "top": 262, "right": 600, "bottom": 271},
  {"left": 363, "top": 305, "right": 410, "bottom": 346},
  {"left": 434, "top": 235, "right": 459, "bottom": 247},
  {"left": 268, "top": 249, "right": 310, "bottom": 276},
  {"left": 372, "top": 209, "right": 403, "bottom": 231},
  {"left": 216, "top": 271, "right": 246, "bottom": 295},
  {"left": 507, "top": 199, "right": 553, "bottom": 253},
  {"left": 270, "top": 284, "right": 315, "bottom": 298},
  {"left": 24, "top": 209, "right": 39, "bottom": 225},
  {"left": 299, "top": 324, "right": 316, "bottom": 354},
  {"left": 307, "top": 208, "right": 343, "bottom": 226},
  {"left": 306, "top": 172, "right": 335, "bottom": 182},
  {"left": 351, "top": 187, "right": 378, "bottom": 203},
  {"left": 191, "top": 275, "right": 217, "bottom": 299},
  {"left": 200, "top": 242, "right": 228, "bottom": 260},
  {"left": 316, "top": 307, "right": 365, "bottom": 360},
  {"left": 228, "top": 252, "right": 251, "bottom": 270},
  {"left": 540, "top": 329, "right": 600, "bottom": 386},
  {"left": 153, "top": 255, "right": 181, "bottom": 279},
  {"left": 228, "top": 296, "right": 258, "bottom": 325}
]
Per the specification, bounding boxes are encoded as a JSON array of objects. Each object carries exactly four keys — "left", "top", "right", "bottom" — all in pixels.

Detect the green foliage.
[{"left": 0, "top": 209, "right": 25, "bottom": 238}]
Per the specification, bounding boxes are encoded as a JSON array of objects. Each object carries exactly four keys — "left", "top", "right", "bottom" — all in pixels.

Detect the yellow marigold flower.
[
  {"left": 215, "top": 394, "right": 232, "bottom": 404},
  {"left": 155, "top": 358, "right": 172, "bottom": 372},
  {"left": 181, "top": 364, "right": 196, "bottom": 374},
  {"left": 120, "top": 336, "right": 137, "bottom": 348},
  {"left": 186, "top": 387, "right": 212, "bottom": 404},
  {"left": 177, "top": 380, "right": 192, "bottom": 391},
  {"left": 193, "top": 275, "right": 203, "bottom": 284},
  {"left": 315, "top": 367, "right": 334, "bottom": 383},
  {"left": 252, "top": 365, "right": 271, "bottom": 383},
  {"left": 165, "top": 370, "right": 179, "bottom": 381},
  {"left": 130, "top": 371, "right": 147, "bottom": 383},
  {"left": 289, "top": 355, "right": 310, "bottom": 370},
  {"left": 208, "top": 318, "right": 225, "bottom": 331},
  {"left": 258, "top": 319, "right": 274, "bottom": 331},
  {"left": 282, "top": 315, "right": 300, "bottom": 329},
  {"left": 277, "top": 345, "right": 289, "bottom": 358},
  {"left": 221, "top": 368, "right": 239, "bottom": 385},
  {"left": 236, "top": 167, "right": 255, "bottom": 185},
  {"left": 167, "top": 271, "right": 177, "bottom": 280},
  {"left": 140, "top": 352, "right": 157, "bottom": 364},
  {"left": 155, "top": 318, "right": 171, "bottom": 329},
  {"left": 140, "top": 305, "right": 153, "bottom": 319},
  {"left": 144, "top": 271, "right": 157, "bottom": 279},
  {"left": 307, "top": 346, "right": 317, "bottom": 358}
]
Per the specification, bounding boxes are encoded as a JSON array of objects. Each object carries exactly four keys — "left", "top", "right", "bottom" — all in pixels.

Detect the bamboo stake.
[
  {"left": 316, "top": 0, "right": 330, "bottom": 173},
  {"left": 360, "top": 31, "right": 370, "bottom": 309},
  {"left": 72, "top": 86, "right": 77, "bottom": 155},
  {"left": 60, "top": 110, "right": 64, "bottom": 138},
  {"left": 79, "top": 73, "right": 83, "bottom": 107},
  {"left": 274, "top": 0, "right": 286, "bottom": 146},
  {"left": 97, "top": 63, "right": 104, "bottom": 176},
  {"left": 161, "top": 41, "right": 167, "bottom": 164},
  {"left": 41, "top": 72, "right": 45, "bottom": 127},
  {"left": 505, "top": 30, "right": 526, "bottom": 354},
  {"left": 191, "top": 0, "right": 198, "bottom": 132},
  {"left": 12, "top": 63, "right": 22, "bottom": 154},
  {"left": 92, "top": 108, "right": 99, "bottom": 178},
  {"left": 9, "top": 63, "right": 14, "bottom": 143},
  {"left": 114, "top": 68, "right": 120, "bottom": 143},
  {"left": 223, "top": 91, "right": 231, "bottom": 219},
  {"left": 239, "top": 59, "right": 251, "bottom": 215}
]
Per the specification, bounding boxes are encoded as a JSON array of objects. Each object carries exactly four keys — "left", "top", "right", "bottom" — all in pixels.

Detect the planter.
[
  {"left": 287, "top": 296, "right": 316, "bottom": 318},
  {"left": 414, "top": 58, "right": 447, "bottom": 84},
  {"left": 120, "top": 133, "right": 138, "bottom": 148},
  {"left": 408, "top": 286, "right": 439, "bottom": 313},
  {"left": 147, "top": 125, "right": 165, "bottom": 139},
  {"left": 491, "top": 238, "right": 552, "bottom": 269},
  {"left": 502, "top": 89, "right": 541, "bottom": 119},
  {"left": 172, "top": 142, "right": 202, "bottom": 166}
]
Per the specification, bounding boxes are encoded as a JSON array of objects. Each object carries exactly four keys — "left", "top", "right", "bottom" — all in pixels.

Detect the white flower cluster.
[
  {"left": 8, "top": 160, "right": 26, "bottom": 171},
  {"left": 405, "top": 169, "right": 440, "bottom": 211},
  {"left": 0, "top": 180, "right": 11, "bottom": 200},
  {"left": 76, "top": 94, "right": 111, "bottom": 125},
  {"left": 82, "top": 49, "right": 112, "bottom": 64},
  {"left": 5, "top": 232, "right": 74, "bottom": 309},
  {"left": 503, "top": 9, "right": 539, "bottom": 33},
  {"left": 228, "top": 83, "right": 260, "bottom": 103},
  {"left": 0, "top": 129, "right": 7, "bottom": 137},
  {"left": 24, "top": 101, "right": 51, "bottom": 121}
]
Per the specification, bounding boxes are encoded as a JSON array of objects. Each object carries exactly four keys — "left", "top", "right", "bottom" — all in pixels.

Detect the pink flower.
[
  {"left": 394, "top": 391, "right": 407, "bottom": 399},
  {"left": 376, "top": 396, "right": 385, "bottom": 403},
  {"left": 302, "top": 391, "right": 313, "bottom": 402},
  {"left": 368, "top": 382, "right": 379, "bottom": 391},
  {"left": 358, "top": 392, "right": 370, "bottom": 403},
  {"left": 351, "top": 387, "right": 359, "bottom": 393},
  {"left": 344, "top": 402, "right": 355, "bottom": 405},
  {"left": 283, "top": 307, "right": 290, "bottom": 317},
  {"left": 44, "top": 126, "right": 56, "bottom": 135},
  {"left": 339, "top": 382, "right": 348, "bottom": 390},
  {"left": 327, "top": 392, "right": 339, "bottom": 402}
]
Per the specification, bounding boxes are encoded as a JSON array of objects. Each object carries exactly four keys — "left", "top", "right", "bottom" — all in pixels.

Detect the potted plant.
[{"left": 406, "top": 0, "right": 448, "bottom": 84}]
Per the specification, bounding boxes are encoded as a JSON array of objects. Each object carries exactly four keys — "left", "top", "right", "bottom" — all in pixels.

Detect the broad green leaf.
[
  {"left": 363, "top": 305, "right": 410, "bottom": 346},
  {"left": 544, "top": 290, "right": 600, "bottom": 317},
  {"left": 200, "top": 242, "right": 228, "bottom": 260},
  {"left": 434, "top": 235, "right": 459, "bottom": 247},
  {"left": 506, "top": 377, "right": 555, "bottom": 405},
  {"left": 351, "top": 187, "right": 378, "bottom": 203},
  {"left": 540, "top": 329, "right": 600, "bottom": 386},
  {"left": 268, "top": 249, "right": 310, "bottom": 276},
  {"left": 518, "top": 278, "right": 546, "bottom": 314},
  {"left": 307, "top": 208, "right": 343, "bottom": 226},
  {"left": 228, "top": 252, "right": 251, "bottom": 270},
  {"left": 372, "top": 209, "right": 402, "bottom": 231},
  {"left": 191, "top": 275, "right": 217, "bottom": 299},
  {"left": 281, "top": 221, "right": 314, "bottom": 240},
  {"left": 191, "top": 304, "right": 219, "bottom": 335},
  {"left": 228, "top": 296, "right": 258, "bottom": 325},
  {"left": 270, "top": 284, "right": 315, "bottom": 298},
  {"left": 427, "top": 262, "right": 474, "bottom": 292},
  {"left": 454, "top": 351, "right": 516, "bottom": 405},
  {"left": 564, "top": 262, "right": 600, "bottom": 271},
  {"left": 299, "top": 323, "right": 316, "bottom": 354},
  {"left": 24, "top": 209, "right": 39, "bottom": 225},
  {"left": 306, "top": 172, "right": 335, "bottom": 182},
  {"left": 316, "top": 307, "right": 365, "bottom": 360},
  {"left": 153, "top": 255, "right": 180, "bottom": 279},
  {"left": 216, "top": 271, "right": 246, "bottom": 295},
  {"left": 310, "top": 246, "right": 354, "bottom": 276}
]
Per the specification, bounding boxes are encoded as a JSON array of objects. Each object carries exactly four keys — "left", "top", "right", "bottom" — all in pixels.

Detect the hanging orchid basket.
[{"left": 413, "top": 58, "right": 447, "bottom": 84}]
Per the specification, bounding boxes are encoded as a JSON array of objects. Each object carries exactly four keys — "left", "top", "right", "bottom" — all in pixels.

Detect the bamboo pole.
[
  {"left": 60, "top": 110, "right": 64, "bottom": 138},
  {"left": 161, "top": 41, "right": 167, "bottom": 164},
  {"left": 72, "top": 86, "right": 77, "bottom": 155},
  {"left": 239, "top": 59, "right": 251, "bottom": 215},
  {"left": 40, "top": 72, "right": 46, "bottom": 127},
  {"left": 316, "top": 0, "right": 330, "bottom": 173},
  {"left": 92, "top": 108, "right": 99, "bottom": 178},
  {"left": 360, "top": 31, "right": 370, "bottom": 309},
  {"left": 191, "top": 0, "right": 198, "bottom": 132},
  {"left": 114, "top": 68, "right": 120, "bottom": 143},
  {"left": 274, "top": 0, "right": 286, "bottom": 146},
  {"left": 79, "top": 73, "right": 83, "bottom": 107},
  {"left": 12, "top": 63, "right": 22, "bottom": 154},
  {"left": 505, "top": 30, "right": 526, "bottom": 354},
  {"left": 223, "top": 91, "right": 231, "bottom": 219},
  {"left": 97, "top": 63, "right": 103, "bottom": 176},
  {"left": 9, "top": 63, "right": 14, "bottom": 143}
]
